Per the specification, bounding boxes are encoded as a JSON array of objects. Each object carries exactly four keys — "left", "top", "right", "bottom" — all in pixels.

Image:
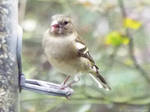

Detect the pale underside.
[{"left": 43, "top": 31, "right": 93, "bottom": 75}]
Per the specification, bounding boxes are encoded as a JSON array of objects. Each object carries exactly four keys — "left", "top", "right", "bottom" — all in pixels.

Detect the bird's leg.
[
  {"left": 60, "top": 75, "right": 80, "bottom": 89},
  {"left": 60, "top": 75, "right": 71, "bottom": 89},
  {"left": 62, "top": 75, "right": 71, "bottom": 85},
  {"left": 66, "top": 75, "right": 80, "bottom": 88}
]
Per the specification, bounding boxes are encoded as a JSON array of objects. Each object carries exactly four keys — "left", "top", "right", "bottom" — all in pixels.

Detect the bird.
[{"left": 42, "top": 14, "right": 111, "bottom": 91}]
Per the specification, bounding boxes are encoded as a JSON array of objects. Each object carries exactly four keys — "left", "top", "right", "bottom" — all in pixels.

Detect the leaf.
[
  {"left": 124, "top": 59, "right": 133, "bottom": 66},
  {"left": 105, "top": 31, "right": 129, "bottom": 46},
  {"left": 124, "top": 18, "right": 142, "bottom": 30},
  {"left": 122, "top": 37, "right": 130, "bottom": 45}
]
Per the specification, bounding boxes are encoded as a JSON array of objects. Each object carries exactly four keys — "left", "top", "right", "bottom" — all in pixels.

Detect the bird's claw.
[
  {"left": 59, "top": 75, "right": 80, "bottom": 90},
  {"left": 59, "top": 84, "right": 67, "bottom": 90},
  {"left": 59, "top": 81, "right": 73, "bottom": 90}
]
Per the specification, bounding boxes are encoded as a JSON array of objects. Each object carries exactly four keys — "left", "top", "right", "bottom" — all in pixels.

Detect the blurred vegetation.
[{"left": 19, "top": 0, "right": 150, "bottom": 112}]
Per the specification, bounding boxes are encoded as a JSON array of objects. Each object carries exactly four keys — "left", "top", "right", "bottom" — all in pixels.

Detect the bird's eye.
[{"left": 64, "top": 21, "right": 68, "bottom": 25}]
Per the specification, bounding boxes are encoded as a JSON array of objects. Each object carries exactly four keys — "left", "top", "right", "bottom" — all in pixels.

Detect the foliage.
[
  {"left": 20, "top": 0, "right": 150, "bottom": 112},
  {"left": 105, "top": 31, "right": 129, "bottom": 46},
  {"left": 123, "top": 18, "right": 142, "bottom": 30}
]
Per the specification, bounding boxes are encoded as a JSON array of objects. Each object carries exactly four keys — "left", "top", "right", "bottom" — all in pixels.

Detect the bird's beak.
[
  {"left": 50, "top": 20, "right": 60, "bottom": 32},
  {"left": 51, "top": 24, "right": 59, "bottom": 28},
  {"left": 51, "top": 21, "right": 64, "bottom": 34},
  {"left": 51, "top": 20, "right": 59, "bottom": 27}
]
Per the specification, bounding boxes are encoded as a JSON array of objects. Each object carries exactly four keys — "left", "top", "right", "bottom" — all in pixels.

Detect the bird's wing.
[
  {"left": 74, "top": 35, "right": 111, "bottom": 90},
  {"left": 74, "top": 36, "right": 95, "bottom": 64}
]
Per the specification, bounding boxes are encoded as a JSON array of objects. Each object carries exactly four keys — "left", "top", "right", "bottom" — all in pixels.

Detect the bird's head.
[{"left": 50, "top": 14, "right": 74, "bottom": 36}]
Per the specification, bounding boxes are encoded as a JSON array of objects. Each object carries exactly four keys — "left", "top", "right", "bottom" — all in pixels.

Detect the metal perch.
[{"left": 20, "top": 75, "right": 74, "bottom": 97}]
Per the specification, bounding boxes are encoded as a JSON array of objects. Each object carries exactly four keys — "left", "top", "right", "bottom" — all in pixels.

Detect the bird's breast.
[
  {"left": 43, "top": 33, "right": 82, "bottom": 74},
  {"left": 44, "top": 36, "right": 77, "bottom": 61}
]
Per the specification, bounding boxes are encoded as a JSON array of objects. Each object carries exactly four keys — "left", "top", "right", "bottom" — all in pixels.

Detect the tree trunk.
[{"left": 0, "top": 0, "right": 19, "bottom": 112}]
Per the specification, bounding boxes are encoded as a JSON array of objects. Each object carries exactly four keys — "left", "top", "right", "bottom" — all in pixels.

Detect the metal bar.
[{"left": 20, "top": 75, "right": 74, "bottom": 97}]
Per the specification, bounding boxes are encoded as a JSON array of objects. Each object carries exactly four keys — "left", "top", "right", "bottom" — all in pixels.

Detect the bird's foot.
[
  {"left": 59, "top": 81, "right": 74, "bottom": 90},
  {"left": 65, "top": 76, "right": 80, "bottom": 88},
  {"left": 59, "top": 84, "right": 67, "bottom": 90},
  {"left": 59, "top": 75, "right": 80, "bottom": 90},
  {"left": 60, "top": 75, "right": 71, "bottom": 90}
]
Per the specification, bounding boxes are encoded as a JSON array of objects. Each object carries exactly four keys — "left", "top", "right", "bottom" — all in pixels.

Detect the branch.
[
  {"left": 107, "top": 46, "right": 120, "bottom": 68},
  {"left": 118, "top": 0, "right": 150, "bottom": 83}
]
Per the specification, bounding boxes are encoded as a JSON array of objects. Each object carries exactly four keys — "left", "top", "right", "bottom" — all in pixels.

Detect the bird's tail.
[{"left": 90, "top": 70, "right": 111, "bottom": 91}]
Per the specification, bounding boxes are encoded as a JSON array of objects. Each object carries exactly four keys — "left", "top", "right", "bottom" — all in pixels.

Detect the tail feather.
[{"left": 90, "top": 71, "right": 111, "bottom": 91}]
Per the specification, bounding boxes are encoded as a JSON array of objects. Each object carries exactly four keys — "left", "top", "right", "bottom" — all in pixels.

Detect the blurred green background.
[{"left": 19, "top": 0, "right": 150, "bottom": 112}]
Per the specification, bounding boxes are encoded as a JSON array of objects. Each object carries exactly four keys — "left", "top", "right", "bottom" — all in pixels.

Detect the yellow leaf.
[
  {"left": 105, "top": 31, "right": 129, "bottom": 46},
  {"left": 124, "top": 59, "right": 133, "bottom": 66},
  {"left": 123, "top": 37, "right": 129, "bottom": 45},
  {"left": 124, "top": 18, "right": 142, "bottom": 30},
  {"left": 105, "top": 37, "right": 112, "bottom": 45},
  {"left": 105, "top": 31, "right": 121, "bottom": 46}
]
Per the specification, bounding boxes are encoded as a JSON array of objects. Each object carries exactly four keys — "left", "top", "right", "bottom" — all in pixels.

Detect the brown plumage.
[{"left": 43, "top": 14, "right": 111, "bottom": 90}]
